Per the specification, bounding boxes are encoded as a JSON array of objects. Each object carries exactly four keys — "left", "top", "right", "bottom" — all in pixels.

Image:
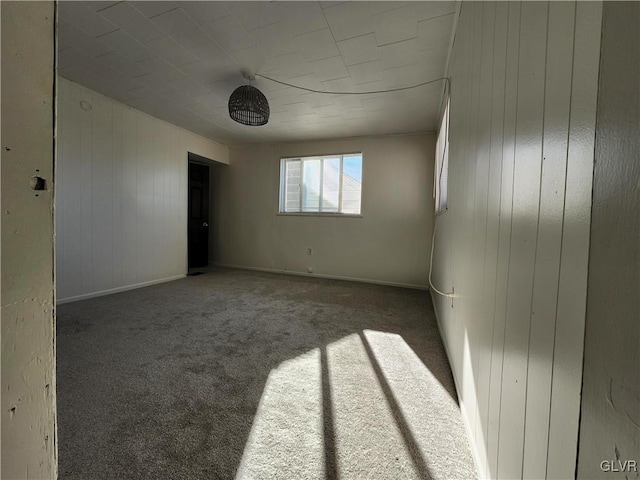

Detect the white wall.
[
  {"left": 578, "top": 2, "right": 640, "bottom": 477},
  {"left": 430, "top": 2, "right": 602, "bottom": 479},
  {"left": 1, "top": 2, "right": 57, "bottom": 478},
  {"left": 216, "top": 134, "right": 434, "bottom": 288},
  {"left": 56, "top": 78, "right": 229, "bottom": 303}
]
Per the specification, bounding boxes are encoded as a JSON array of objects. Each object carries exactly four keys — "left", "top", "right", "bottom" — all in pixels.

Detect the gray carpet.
[{"left": 57, "top": 268, "right": 477, "bottom": 480}]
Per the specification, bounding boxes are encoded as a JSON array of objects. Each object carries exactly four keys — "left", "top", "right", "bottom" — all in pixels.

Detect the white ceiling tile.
[
  {"left": 58, "top": 2, "right": 118, "bottom": 37},
  {"left": 151, "top": 8, "right": 210, "bottom": 49},
  {"left": 58, "top": 47, "right": 92, "bottom": 70},
  {"left": 248, "top": 23, "right": 297, "bottom": 58},
  {"left": 265, "top": 51, "right": 314, "bottom": 80},
  {"left": 134, "top": 56, "right": 185, "bottom": 82},
  {"left": 98, "top": 2, "right": 166, "bottom": 43},
  {"left": 179, "top": 62, "right": 237, "bottom": 86},
  {"left": 59, "top": 1, "right": 449, "bottom": 145},
  {"left": 131, "top": 2, "right": 179, "bottom": 19},
  {"left": 347, "top": 61, "right": 385, "bottom": 85},
  {"left": 377, "top": 38, "right": 420, "bottom": 70},
  {"left": 319, "top": 2, "right": 345, "bottom": 9},
  {"left": 179, "top": 2, "right": 231, "bottom": 24},
  {"left": 277, "top": 2, "right": 327, "bottom": 37},
  {"left": 191, "top": 92, "right": 228, "bottom": 110},
  {"left": 323, "top": 2, "right": 373, "bottom": 42},
  {"left": 311, "top": 56, "right": 349, "bottom": 82},
  {"left": 230, "top": 46, "right": 268, "bottom": 73},
  {"left": 58, "top": 21, "right": 114, "bottom": 58},
  {"left": 91, "top": 2, "right": 121, "bottom": 12},
  {"left": 416, "top": 1, "right": 458, "bottom": 21},
  {"left": 202, "top": 15, "right": 255, "bottom": 54},
  {"left": 187, "top": 40, "right": 238, "bottom": 66},
  {"left": 228, "top": 2, "right": 282, "bottom": 31},
  {"left": 321, "top": 77, "right": 356, "bottom": 93},
  {"left": 295, "top": 28, "right": 340, "bottom": 62},
  {"left": 368, "top": 1, "right": 414, "bottom": 16},
  {"left": 144, "top": 36, "right": 200, "bottom": 66},
  {"left": 168, "top": 76, "right": 211, "bottom": 97},
  {"left": 417, "top": 13, "right": 455, "bottom": 51},
  {"left": 96, "top": 30, "right": 155, "bottom": 63},
  {"left": 95, "top": 52, "right": 147, "bottom": 78},
  {"left": 336, "top": 33, "right": 378, "bottom": 66},
  {"left": 372, "top": 4, "right": 419, "bottom": 46}
]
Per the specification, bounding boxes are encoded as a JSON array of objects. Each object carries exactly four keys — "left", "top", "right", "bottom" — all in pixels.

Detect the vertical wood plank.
[
  {"left": 546, "top": 2, "right": 603, "bottom": 478},
  {"left": 497, "top": 3, "right": 548, "bottom": 478},
  {"left": 522, "top": 3, "right": 576, "bottom": 478},
  {"left": 480, "top": 3, "right": 509, "bottom": 477},
  {"left": 473, "top": 5, "right": 497, "bottom": 473}
]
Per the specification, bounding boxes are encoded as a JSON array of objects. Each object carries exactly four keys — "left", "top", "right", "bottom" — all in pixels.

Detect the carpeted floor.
[{"left": 57, "top": 268, "right": 476, "bottom": 480}]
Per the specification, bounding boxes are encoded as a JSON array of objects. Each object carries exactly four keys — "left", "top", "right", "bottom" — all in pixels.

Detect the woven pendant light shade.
[{"left": 228, "top": 85, "right": 270, "bottom": 126}]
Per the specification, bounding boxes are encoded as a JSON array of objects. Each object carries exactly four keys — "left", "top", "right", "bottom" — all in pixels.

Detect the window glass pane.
[
  {"left": 341, "top": 155, "right": 362, "bottom": 214},
  {"left": 284, "top": 160, "right": 301, "bottom": 212},
  {"left": 322, "top": 157, "right": 340, "bottom": 212},
  {"left": 302, "top": 159, "right": 321, "bottom": 212}
]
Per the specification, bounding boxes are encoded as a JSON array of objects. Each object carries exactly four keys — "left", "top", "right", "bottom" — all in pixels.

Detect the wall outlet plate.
[{"left": 307, "top": 247, "right": 313, "bottom": 255}]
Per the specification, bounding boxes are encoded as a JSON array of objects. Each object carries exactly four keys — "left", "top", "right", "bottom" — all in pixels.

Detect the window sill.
[{"left": 276, "top": 212, "right": 363, "bottom": 218}]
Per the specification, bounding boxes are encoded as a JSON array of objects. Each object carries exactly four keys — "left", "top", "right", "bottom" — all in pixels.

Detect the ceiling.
[{"left": 58, "top": 1, "right": 458, "bottom": 146}]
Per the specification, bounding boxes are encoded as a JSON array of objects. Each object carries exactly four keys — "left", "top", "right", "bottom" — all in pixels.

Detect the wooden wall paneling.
[{"left": 522, "top": 3, "right": 575, "bottom": 478}]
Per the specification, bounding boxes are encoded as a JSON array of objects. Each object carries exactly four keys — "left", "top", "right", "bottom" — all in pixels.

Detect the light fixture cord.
[{"left": 256, "top": 73, "right": 450, "bottom": 96}]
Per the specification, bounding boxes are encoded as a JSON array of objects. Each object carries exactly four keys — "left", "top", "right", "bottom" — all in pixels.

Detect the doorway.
[{"left": 188, "top": 157, "right": 210, "bottom": 269}]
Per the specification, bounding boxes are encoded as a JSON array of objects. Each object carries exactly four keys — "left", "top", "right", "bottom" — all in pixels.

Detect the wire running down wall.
[{"left": 430, "top": 2, "right": 602, "bottom": 479}]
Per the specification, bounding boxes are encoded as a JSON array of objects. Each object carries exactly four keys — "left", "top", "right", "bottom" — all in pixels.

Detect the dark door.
[{"left": 188, "top": 162, "right": 209, "bottom": 268}]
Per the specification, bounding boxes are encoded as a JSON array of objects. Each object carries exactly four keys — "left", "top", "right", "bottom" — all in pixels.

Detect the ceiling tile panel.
[
  {"left": 416, "top": 1, "right": 457, "bottom": 21},
  {"left": 277, "top": 2, "right": 327, "bottom": 37},
  {"left": 130, "top": 2, "right": 179, "bottom": 19},
  {"left": 95, "top": 52, "right": 148, "bottom": 78},
  {"left": 58, "top": 21, "right": 115, "bottom": 58},
  {"left": 168, "top": 76, "right": 211, "bottom": 97},
  {"left": 96, "top": 30, "right": 155, "bottom": 63},
  {"left": 347, "top": 61, "right": 385, "bottom": 85},
  {"left": 59, "top": 1, "right": 456, "bottom": 145},
  {"left": 377, "top": 38, "right": 420, "bottom": 70},
  {"left": 58, "top": 47, "right": 92, "bottom": 70},
  {"left": 135, "top": 56, "right": 185, "bottom": 82},
  {"left": 417, "top": 13, "right": 455, "bottom": 51},
  {"left": 179, "top": 2, "right": 232, "bottom": 25},
  {"left": 295, "top": 28, "right": 340, "bottom": 62},
  {"left": 372, "top": 4, "right": 419, "bottom": 46},
  {"left": 248, "top": 23, "right": 298, "bottom": 58},
  {"left": 311, "top": 56, "right": 349, "bottom": 82},
  {"left": 368, "top": 1, "right": 414, "bottom": 16},
  {"left": 336, "top": 33, "right": 378, "bottom": 66},
  {"left": 151, "top": 8, "right": 211, "bottom": 49},
  {"left": 58, "top": 2, "right": 118, "bottom": 37},
  {"left": 323, "top": 2, "right": 373, "bottom": 41},
  {"left": 202, "top": 16, "right": 255, "bottom": 53},
  {"left": 228, "top": 2, "right": 283, "bottom": 31},
  {"left": 98, "top": 2, "right": 166, "bottom": 43},
  {"left": 144, "top": 36, "right": 200, "bottom": 66}
]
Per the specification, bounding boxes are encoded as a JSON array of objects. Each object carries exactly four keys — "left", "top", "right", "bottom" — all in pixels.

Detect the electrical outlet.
[
  {"left": 307, "top": 247, "right": 313, "bottom": 255},
  {"left": 307, "top": 267, "right": 313, "bottom": 273}
]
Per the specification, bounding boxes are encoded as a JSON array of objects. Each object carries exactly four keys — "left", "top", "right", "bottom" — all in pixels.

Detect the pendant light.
[{"left": 228, "top": 71, "right": 270, "bottom": 126}]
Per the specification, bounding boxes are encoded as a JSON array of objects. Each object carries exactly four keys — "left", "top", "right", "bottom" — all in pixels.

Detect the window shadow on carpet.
[{"left": 56, "top": 269, "right": 474, "bottom": 480}]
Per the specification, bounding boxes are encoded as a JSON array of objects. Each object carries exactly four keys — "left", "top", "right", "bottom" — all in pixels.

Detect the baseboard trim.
[
  {"left": 429, "top": 289, "right": 485, "bottom": 478},
  {"left": 56, "top": 274, "right": 186, "bottom": 305},
  {"left": 216, "top": 263, "right": 428, "bottom": 291}
]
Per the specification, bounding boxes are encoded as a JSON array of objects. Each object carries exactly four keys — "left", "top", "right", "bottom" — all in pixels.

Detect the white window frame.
[
  {"left": 434, "top": 95, "right": 450, "bottom": 215},
  {"left": 278, "top": 153, "right": 363, "bottom": 216}
]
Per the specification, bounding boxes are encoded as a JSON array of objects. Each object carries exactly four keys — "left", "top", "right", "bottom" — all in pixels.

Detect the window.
[
  {"left": 279, "top": 153, "right": 363, "bottom": 215},
  {"left": 435, "top": 96, "right": 449, "bottom": 213}
]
